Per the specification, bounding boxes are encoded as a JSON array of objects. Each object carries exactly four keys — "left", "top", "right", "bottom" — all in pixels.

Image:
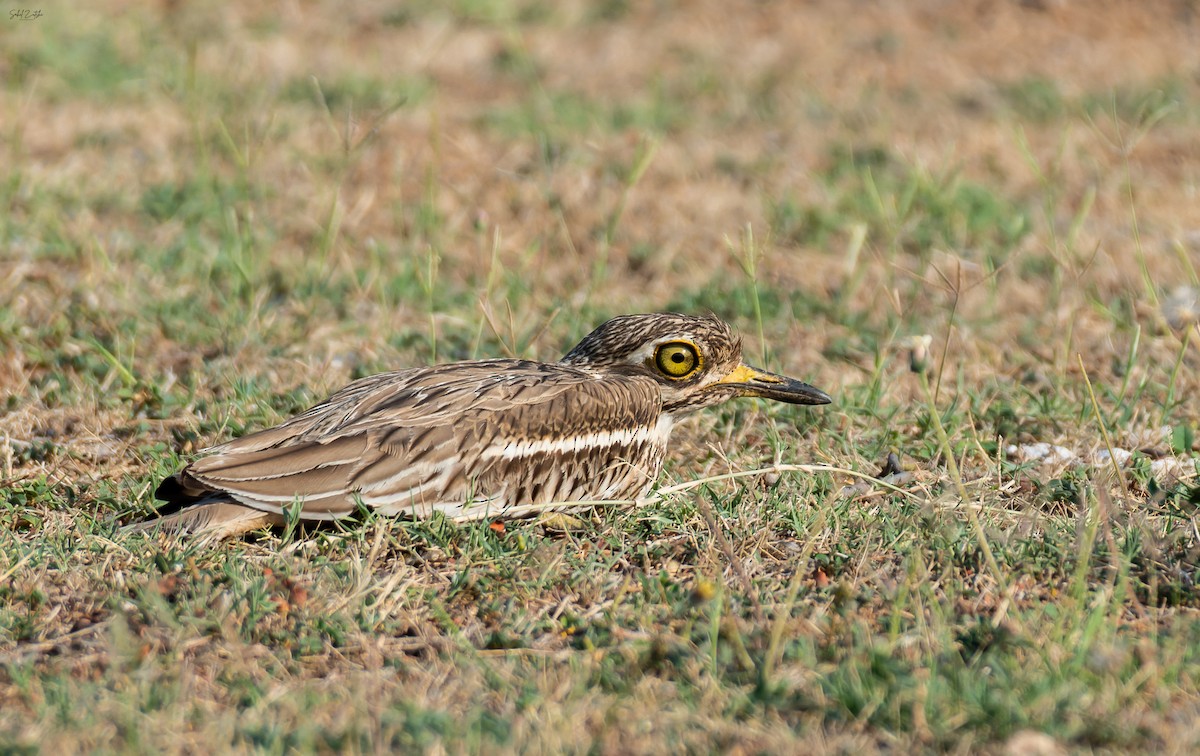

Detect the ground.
[{"left": 2, "top": 0, "right": 1200, "bottom": 752}]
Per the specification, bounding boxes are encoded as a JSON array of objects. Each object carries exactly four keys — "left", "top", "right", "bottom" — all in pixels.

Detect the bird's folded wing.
[
  {"left": 179, "top": 361, "right": 663, "bottom": 519},
  {"left": 187, "top": 434, "right": 381, "bottom": 517}
]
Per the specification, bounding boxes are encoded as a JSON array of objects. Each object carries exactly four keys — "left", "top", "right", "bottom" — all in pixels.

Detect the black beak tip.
[
  {"left": 785, "top": 383, "right": 832, "bottom": 406},
  {"left": 749, "top": 378, "right": 833, "bottom": 406},
  {"left": 808, "top": 387, "right": 833, "bottom": 405}
]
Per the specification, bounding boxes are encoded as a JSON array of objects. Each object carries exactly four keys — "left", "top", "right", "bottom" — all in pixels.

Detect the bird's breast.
[{"left": 483, "top": 414, "right": 675, "bottom": 462}]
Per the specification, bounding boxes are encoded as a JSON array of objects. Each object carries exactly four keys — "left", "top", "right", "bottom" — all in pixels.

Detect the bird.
[{"left": 129, "top": 313, "right": 831, "bottom": 538}]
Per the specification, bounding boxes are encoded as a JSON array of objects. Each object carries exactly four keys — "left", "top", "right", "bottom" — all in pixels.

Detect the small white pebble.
[
  {"left": 1007, "top": 443, "right": 1076, "bottom": 466},
  {"left": 1151, "top": 457, "right": 1194, "bottom": 479},
  {"left": 1163, "top": 285, "right": 1200, "bottom": 330},
  {"left": 1091, "top": 448, "right": 1133, "bottom": 467}
]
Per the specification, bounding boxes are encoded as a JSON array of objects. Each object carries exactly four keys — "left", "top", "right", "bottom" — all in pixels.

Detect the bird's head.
[{"left": 560, "top": 313, "right": 832, "bottom": 416}]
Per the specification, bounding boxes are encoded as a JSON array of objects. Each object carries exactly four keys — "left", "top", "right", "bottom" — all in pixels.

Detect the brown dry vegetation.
[{"left": 2, "top": 0, "right": 1200, "bottom": 753}]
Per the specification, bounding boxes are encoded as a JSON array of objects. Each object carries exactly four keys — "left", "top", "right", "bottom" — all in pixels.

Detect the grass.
[{"left": 2, "top": 1, "right": 1200, "bottom": 752}]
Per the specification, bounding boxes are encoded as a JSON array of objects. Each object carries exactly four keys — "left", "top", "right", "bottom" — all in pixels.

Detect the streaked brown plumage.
[{"left": 130, "top": 313, "right": 831, "bottom": 537}]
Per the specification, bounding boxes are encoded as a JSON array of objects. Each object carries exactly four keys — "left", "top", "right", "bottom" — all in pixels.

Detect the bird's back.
[{"left": 154, "top": 359, "right": 672, "bottom": 524}]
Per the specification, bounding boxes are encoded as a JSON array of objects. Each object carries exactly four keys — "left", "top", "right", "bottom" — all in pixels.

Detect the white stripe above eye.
[{"left": 484, "top": 416, "right": 675, "bottom": 461}]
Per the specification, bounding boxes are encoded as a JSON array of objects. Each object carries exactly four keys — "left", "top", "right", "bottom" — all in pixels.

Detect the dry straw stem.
[
  {"left": 918, "top": 369, "right": 1013, "bottom": 620},
  {"left": 455, "top": 462, "right": 918, "bottom": 522}
]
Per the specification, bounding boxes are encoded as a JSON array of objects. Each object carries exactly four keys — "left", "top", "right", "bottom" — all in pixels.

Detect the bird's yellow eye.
[{"left": 653, "top": 342, "right": 701, "bottom": 379}]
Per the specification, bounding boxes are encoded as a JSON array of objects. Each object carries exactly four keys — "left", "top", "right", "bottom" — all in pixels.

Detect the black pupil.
[{"left": 671, "top": 353, "right": 685, "bottom": 363}]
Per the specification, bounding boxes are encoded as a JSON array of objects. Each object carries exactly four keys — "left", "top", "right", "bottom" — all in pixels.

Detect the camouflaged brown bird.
[{"left": 130, "top": 313, "right": 831, "bottom": 537}]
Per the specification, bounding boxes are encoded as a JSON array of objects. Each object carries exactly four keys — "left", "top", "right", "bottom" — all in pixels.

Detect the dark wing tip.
[
  {"left": 154, "top": 473, "right": 188, "bottom": 503},
  {"left": 154, "top": 470, "right": 218, "bottom": 506}
]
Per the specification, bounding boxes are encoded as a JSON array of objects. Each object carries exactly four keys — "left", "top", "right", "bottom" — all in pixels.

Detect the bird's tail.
[{"left": 123, "top": 500, "right": 283, "bottom": 539}]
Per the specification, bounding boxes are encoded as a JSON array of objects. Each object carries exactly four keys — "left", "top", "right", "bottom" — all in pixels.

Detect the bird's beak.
[{"left": 713, "top": 363, "right": 832, "bottom": 405}]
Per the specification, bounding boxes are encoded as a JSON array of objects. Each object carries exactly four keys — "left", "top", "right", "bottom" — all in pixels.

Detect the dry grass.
[{"left": 3, "top": 0, "right": 1200, "bottom": 752}]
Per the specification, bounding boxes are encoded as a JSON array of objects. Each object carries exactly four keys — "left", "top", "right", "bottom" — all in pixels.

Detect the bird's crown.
[{"left": 559, "top": 312, "right": 741, "bottom": 384}]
